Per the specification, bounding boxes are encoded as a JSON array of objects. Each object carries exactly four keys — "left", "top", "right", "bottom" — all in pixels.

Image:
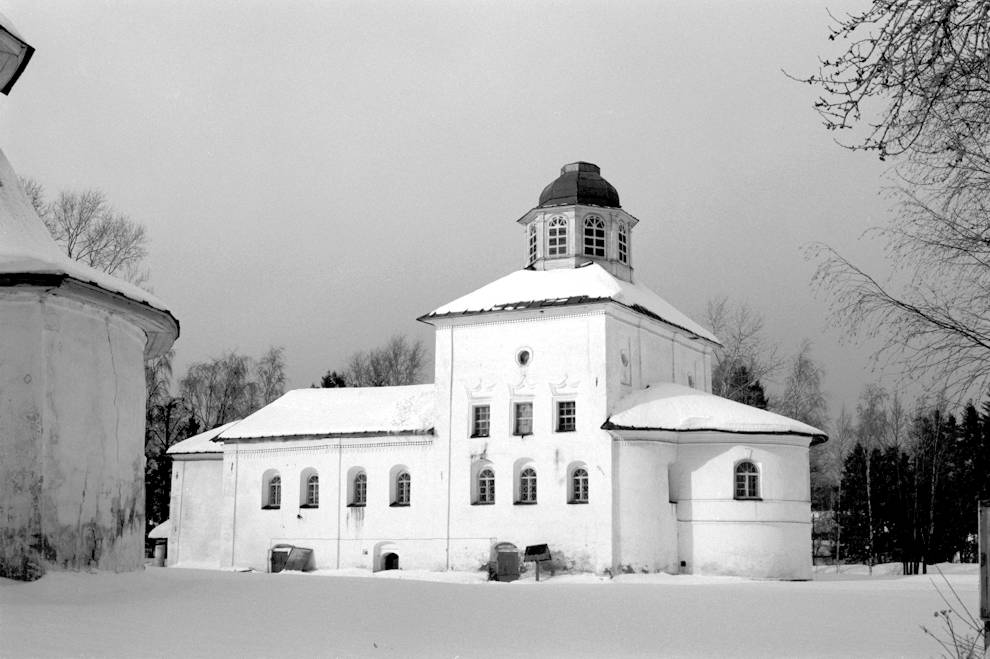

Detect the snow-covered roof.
[
  {"left": 0, "top": 148, "right": 178, "bottom": 357},
  {"left": 167, "top": 420, "right": 240, "bottom": 455},
  {"left": 147, "top": 519, "right": 170, "bottom": 539},
  {"left": 219, "top": 385, "right": 436, "bottom": 440},
  {"left": 420, "top": 264, "right": 719, "bottom": 344},
  {"left": 606, "top": 382, "right": 827, "bottom": 443}
]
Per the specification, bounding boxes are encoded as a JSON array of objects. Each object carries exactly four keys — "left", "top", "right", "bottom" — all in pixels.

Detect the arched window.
[
  {"left": 477, "top": 468, "right": 495, "bottom": 504},
  {"left": 527, "top": 223, "right": 537, "bottom": 263},
  {"left": 352, "top": 472, "right": 367, "bottom": 506},
  {"left": 306, "top": 474, "right": 319, "bottom": 507},
  {"left": 394, "top": 471, "right": 411, "bottom": 506},
  {"left": 570, "top": 467, "right": 589, "bottom": 503},
  {"left": 518, "top": 467, "right": 537, "bottom": 504},
  {"left": 267, "top": 475, "right": 281, "bottom": 509},
  {"left": 583, "top": 216, "right": 605, "bottom": 257},
  {"left": 547, "top": 216, "right": 567, "bottom": 257},
  {"left": 617, "top": 222, "right": 628, "bottom": 263},
  {"left": 735, "top": 461, "right": 760, "bottom": 500}
]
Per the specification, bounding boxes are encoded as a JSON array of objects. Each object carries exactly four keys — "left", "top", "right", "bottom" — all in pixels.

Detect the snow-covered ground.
[{"left": 0, "top": 563, "right": 980, "bottom": 658}]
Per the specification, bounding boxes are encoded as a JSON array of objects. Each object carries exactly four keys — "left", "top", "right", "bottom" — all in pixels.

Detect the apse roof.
[
  {"left": 538, "top": 162, "right": 620, "bottom": 209},
  {"left": 605, "top": 382, "right": 827, "bottom": 443},
  {"left": 218, "top": 385, "right": 436, "bottom": 440},
  {"left": 0, "top": 148, "right": 178, "bottom": 355},
  {"left": 420, "top": 263, "right": 720, "bottom": 344}
]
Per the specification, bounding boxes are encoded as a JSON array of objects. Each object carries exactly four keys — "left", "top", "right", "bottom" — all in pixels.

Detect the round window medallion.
[{"left": 516, "top": 349, "right": 532, "bottom": 366}]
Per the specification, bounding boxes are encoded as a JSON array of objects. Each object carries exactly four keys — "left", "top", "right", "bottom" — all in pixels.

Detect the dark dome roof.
[{"left": 538, "top": 162, "right": 620, "bottom": 208}]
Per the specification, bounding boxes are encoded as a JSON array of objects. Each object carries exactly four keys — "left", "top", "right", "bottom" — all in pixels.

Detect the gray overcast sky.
[{"left": 1, "top": 0, "right": 901, "bottom": 419}]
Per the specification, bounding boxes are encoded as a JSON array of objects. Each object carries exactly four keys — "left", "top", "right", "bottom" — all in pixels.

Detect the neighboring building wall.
[
  {"left": 168, "top": 456, "right": 222, "bottom": 568},
  {"left": 671, "top": 435, "right": 813, "bottom": 580},
  {"left": 0, "top": 288, "right": 148, "bottom": 578},
  {"left": 437, "top": 309, "right": 614, "bottom": 573}
]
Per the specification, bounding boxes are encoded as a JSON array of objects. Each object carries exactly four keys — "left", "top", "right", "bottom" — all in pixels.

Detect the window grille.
[
  {"left": 478, "top": 468, "right": 495, "bottom": 504},
  {"left": 514, "top": 402, "right": 533, "bottom": 436},
  {"left": 571, "top": 467, "right": 589, "bottom": 503},
  {"left": 556, "top": 400, "right": 576, "bottom": 432},
  {"left": 472, "top": 405, "right": 490, "bottom": 437},
  {"left": 735, "top": 461, "right": 760, "bottom": 499},
  {"left": 547, "top": 216, "right": 567, "bottom": 257},
  {"left": 583, "top": 216, "right": 605, "bottom": 257},
  {"left": 519, "top": 467, "right": 537, "bottom": 503},
  {"left": 395, "top": 471, "right": 411, "bottom": 505}
]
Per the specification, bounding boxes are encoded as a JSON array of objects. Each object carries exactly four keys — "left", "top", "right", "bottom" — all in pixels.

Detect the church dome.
[{"left": 538, "top": 162, "right": 620, "bottom": 208}]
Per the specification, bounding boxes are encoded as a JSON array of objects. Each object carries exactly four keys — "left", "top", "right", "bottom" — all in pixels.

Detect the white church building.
[{"left": 166, "top": 162, "right": 826, "bottom": 579}]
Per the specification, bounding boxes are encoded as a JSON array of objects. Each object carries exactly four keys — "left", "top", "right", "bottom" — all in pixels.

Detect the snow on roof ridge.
[
  {"left": 422, "top": 264, "right": 719, "bottom": 344},
  {"left": 219, "top": 384, "right": 437, "bottom": 440},
  {"left": 607, "top": 382, "right": 827, "bottom": 442}
]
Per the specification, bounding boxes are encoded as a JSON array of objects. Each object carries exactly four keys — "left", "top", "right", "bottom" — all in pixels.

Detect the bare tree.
[
  {"left": 829, "top": 406, "right": 856, "bottom": 569},
  {"left": 180, "top": 352, "right": 256, "bottom": 430},
  {"left": 856, "top": 384, "right": 888, "bottom": 574},
  {"left": 256, "top": 346, "right": 287, "bottom": 405},
  {"left": 21, "top": 177, "right": 150, "bottom": 285},
  {"left": 346, "top": 335, "right": 425, "bottom": 387},
  {"left": 799, "top": 1, "right": 990, "bottom": 402},
  {"left": 705, "top": 298, "right": 783, "bottom": 402},
  {"left": 772, "top": 340, "right": 829, "bottom": 430}
]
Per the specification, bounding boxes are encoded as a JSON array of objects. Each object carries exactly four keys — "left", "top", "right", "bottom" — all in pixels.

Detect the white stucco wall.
[
  {"left": 436, "top": 310, "right": 614, "bottom": 573},
  {"left": 671, "top": 435, "right": 813, "bottom": 579},
  {"left": 611, "top": 439, "right": 678, "bottom": 573},
  {"left": 0, "top": 287, "right": 149, "bottom": 577},
  {"left": 219, "top": 437, "right": 447, "bottom": 572},
  {"left": 168, "top": 456, "right": 222, "bottom": 568}
]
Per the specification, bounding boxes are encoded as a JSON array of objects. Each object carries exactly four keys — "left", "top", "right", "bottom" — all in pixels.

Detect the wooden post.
[
  {"left": 535, "top": 560, "right": 541, "bottom": 582},
  {"left": 979, "top": 500, "right": 989, "bottom": 654}
]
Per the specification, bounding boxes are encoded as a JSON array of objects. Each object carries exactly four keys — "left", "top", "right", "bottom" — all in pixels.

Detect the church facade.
[{"left": 167, "top": 162, "right": 825, "bottom": 579}]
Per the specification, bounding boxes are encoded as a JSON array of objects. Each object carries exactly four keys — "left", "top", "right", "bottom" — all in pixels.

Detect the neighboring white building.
[{"left": 168, "top": 162, "right": 825, "bottom": 579}]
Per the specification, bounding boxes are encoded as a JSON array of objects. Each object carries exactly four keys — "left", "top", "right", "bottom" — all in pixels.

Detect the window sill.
[
  {"left": 567, "top": 500, "right": 589, "bottom": 505},
  {"left": 512, "top": 433, "right": 532, "bottom": 438},
  {"left": 471, "top": 501, "right": 495, "bottom": 506},
  {"left": 389, "top": 502, "right": 410, "bottom": 508},
  {"left": 347, "top": 503, "right": 366, "bottom": 508},
  {"left": 299, "top": 504, "right": 319, "bottom": 509},
  {"left": 734, "top": 497, "right": 763, "bottom": 502},
  {"left": 470, "top": 433, "right": 490, "bottom": 439},
  {"left": 555, "top": 428, "right": 576, "bottom": 433},
  {"left": 514, "top": 501, "right": 537, "bottom": 506},
  {"left": 261, "top": 505, "right": 280, "bottom": 510}
]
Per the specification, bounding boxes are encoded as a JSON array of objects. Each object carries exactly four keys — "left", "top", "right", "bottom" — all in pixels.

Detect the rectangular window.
[
  {"left": 618, "top": 226, "right": 628, "bottom": 263},
  {"left": 471, "top": 405, "right": 490, "bottom": 437},
  {"left": 514, "top": 402, "right": 533, "bottom": 436},
  {"left": 528, "top": 224, "right": 537, "bottom": 263},
  {"left": 556, "top": 400, "right": 576, "bottom": 432}
]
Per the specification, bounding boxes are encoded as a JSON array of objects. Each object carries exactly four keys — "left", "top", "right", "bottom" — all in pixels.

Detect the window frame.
[
  {"left": 476, "top": 467, "right": 495, "bottom": 505},
  {"left": 527, "top": 222, "right": 538, "bottom": 263},
  {"left": 303, "top": 473, "right": 319, "bottom": 508},
  {"left": 555, "top": 399, "right": 576, "bottom": 432},
  {"left": 513, "top": 401, "right": 534, "bottom": 436},
  {"left": 393, "top": 470, "right": 411, "bottom": 507},
  {"left": 350, "top": 471, "right": 367, "bottom": 507},
  {"left": 517, "top": 466, "right": 537, "bottom": 504},
  {"left": 734, "top": 460, "right": 761, "bottom": 500},
  {"left": 265, "top": 474, "right": 281, "bottom": 509},
  {"left": 569, "top": 467, "right": 589, "bottom": 504},
  {"left": 547, "top": 216, "right": 568, "bottom": 257},
  {"left": 617, "top": 221, "right": 628, "bottom": 263},
  {"left": 471, "top": 404, "right": 491, "bottom": 438},
  {"left": 583, "top": 215, "right": 606, "bottom": 257}
]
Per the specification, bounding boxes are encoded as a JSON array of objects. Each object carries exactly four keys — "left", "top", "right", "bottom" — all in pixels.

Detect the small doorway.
[{"left": 382, "top": 552, "right": 399, "bottom": 570}]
